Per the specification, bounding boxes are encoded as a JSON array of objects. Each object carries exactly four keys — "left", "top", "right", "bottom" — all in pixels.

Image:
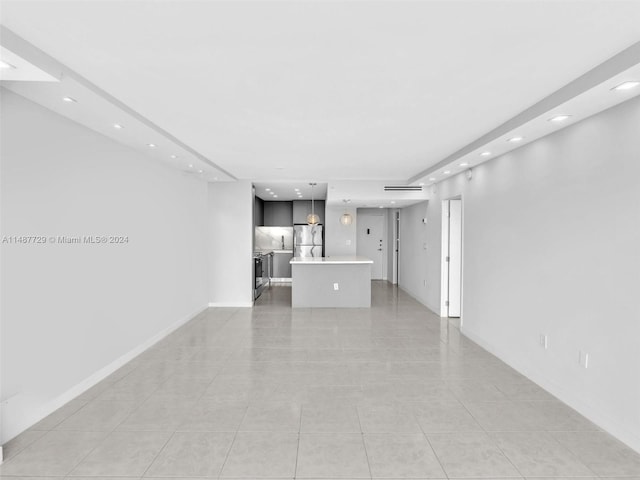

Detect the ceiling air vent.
[{"left": 383, "top": 185, "right": 423, "bottom": 192}]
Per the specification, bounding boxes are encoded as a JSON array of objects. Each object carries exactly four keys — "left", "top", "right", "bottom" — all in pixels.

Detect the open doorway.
[{"left": 441, "top": 198, "right": 463, "bottom": 319}]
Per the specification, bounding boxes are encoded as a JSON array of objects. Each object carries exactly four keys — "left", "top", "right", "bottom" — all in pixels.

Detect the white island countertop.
[{"left": 290, "top": 256, "right": 373, "bottom": 264}]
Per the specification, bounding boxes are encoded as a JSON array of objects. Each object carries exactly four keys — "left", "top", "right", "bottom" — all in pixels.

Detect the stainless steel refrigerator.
[{"left": 294, "top": 224, "right": 323, "bottom": 257}]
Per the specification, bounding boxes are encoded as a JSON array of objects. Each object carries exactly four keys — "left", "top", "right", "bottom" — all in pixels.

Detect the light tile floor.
[{"left": 2, "top": 281, "right": 640, "bottom": 478}]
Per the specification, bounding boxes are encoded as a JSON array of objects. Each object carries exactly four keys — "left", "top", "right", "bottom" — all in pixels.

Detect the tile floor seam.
[
  {"left": 549, "top": 431, "right": 601, "bottom": 477},
  {"left": 359, "top": 432, "right": 374, "bottom": 480},
  {"left": 292, "top": 432, "right": 301, "bottom": 479},
  {"left": 58, "top": 429, "right": 112, "bottom": 477},
  {"left": 415, "top": 410, "right": 450, "bottom": 479},
  {"left": 486, "top": 434, "right": 528, "bottom": 479},
  {"left": 353, "top": 401, "right": 374, "bottom": 479},
  {"left": 216, "top": 404, "right": 249, "bottom": 478},
  {"left": 139, "top": 430, "right": 176, "bottom": 478}
]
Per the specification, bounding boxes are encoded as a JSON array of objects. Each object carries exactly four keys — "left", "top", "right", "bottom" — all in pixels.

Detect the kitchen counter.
[
  {"left": 290, "top": 256, "right": 373, "bottom": 265},
  {"left": 254, "top": 249, "right": 293, "bottom": 255},
  {"left": 290, "top": 256, "right": 373, "bottom": 308}
]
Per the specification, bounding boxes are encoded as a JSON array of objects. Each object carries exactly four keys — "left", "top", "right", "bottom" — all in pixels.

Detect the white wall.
[
  {"left": 387, "top": 209, "right": 398, "bottom": 284},
  {"left": 325, "top": 205, "right": 357, "bottom": 256},
  {"left": 207, "top": 181, "right": 253, "bottom": 306},
  {"left": 0, "top": 90, "right": 209, "bottom": 443},
  {"left": 398, "top": 201, "right": 432, "bottom": 307},
  {"left": 399, "top": 95, "right": 640, "bottom": 452}
]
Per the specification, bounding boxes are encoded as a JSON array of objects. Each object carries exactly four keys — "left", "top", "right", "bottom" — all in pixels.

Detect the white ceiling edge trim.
[
  {"left": 0, "top": 26, "right": 237, "bottom": 181},
  {"left": 0, "top": 46, "right": 59, "bottom": 82},
  {"left": 408, "top": 40, "right": 640, "bottom": 185},
  {"left": 421, "top": 63, "right": 640, "bottom": 185}
]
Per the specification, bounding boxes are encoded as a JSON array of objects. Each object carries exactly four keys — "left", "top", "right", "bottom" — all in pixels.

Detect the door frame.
[
  {"left": 393, "top": 210, "right": 400, "bottom": 285},
  {"left": 440, "top": 196, "right": 464, "bottom": 323}
]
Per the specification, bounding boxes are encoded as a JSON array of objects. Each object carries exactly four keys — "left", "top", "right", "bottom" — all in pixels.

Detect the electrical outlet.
[
  {"left": 333, "top": 283, "right": 339, "bottom": 291},
  {"left": 578, "top": 350, "right": 590, "bottom": 368},
  {"left": 346, "top": 239, "right": 351, "bottom": 246},
  {"left": 539, "top": 334, "right": 548, "bottom": 349}
]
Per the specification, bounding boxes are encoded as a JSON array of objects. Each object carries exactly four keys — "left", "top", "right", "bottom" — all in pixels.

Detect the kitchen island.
[{"left": 290, "top": 256, "right": 373, "bottom": 308}]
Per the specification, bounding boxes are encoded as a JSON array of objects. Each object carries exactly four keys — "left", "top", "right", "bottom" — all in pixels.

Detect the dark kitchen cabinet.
[
  {"left": 254, "top": 196, "right": 264, "bottom": 227},
  {"left": 293, "top": 200, "right": 325, "bottom": 224},
  {"left": 264, "top": 201, "right": 293, "bottom": 226}
]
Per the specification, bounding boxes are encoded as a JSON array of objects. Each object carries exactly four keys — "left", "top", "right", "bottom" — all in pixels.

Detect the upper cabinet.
[
  {"left": 293, "top": 200, "right": 325, "bottom": 224},
  {"left": 254, "top": 196, "right": 264, "bottom": 227},
  {"left": 263, "top": 201, "right": 293, "bottom": 226},
  {"left": 255, "top": 199, "right": 325, "bottom": 226}
]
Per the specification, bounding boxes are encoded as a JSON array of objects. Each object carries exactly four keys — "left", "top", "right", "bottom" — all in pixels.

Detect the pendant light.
[
  {"left": 340, "top": 213, "right": 353, "bottom": 225},
  {"left": 340, "top": 199, "right": 353, "bottom": 226},
  {"left": 307, "top": 182, "right": 319, "bottom": 225}
]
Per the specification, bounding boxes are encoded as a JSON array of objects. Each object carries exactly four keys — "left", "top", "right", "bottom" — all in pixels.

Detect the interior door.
[
  {"left": 357, "top": 214, "right": 384, "bottom": 279},
  {"left": 447, "top": 199, "right": 462, "bottom": 317}
]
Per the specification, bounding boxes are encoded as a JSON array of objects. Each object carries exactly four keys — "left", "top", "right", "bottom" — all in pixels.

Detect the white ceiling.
[
  {"left": 2, "top": 0, "right": 640, "bottom": 184},
  {"left": 254, "top": 182, "right": 328, "bottom": 202}
]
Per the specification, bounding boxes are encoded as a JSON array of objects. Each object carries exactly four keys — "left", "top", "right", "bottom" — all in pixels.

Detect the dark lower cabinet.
[{"left": 273, "top": 252, "right": 293, "bottom": 278}]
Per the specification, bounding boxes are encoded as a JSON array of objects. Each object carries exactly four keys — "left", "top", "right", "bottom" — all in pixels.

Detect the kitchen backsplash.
[{"left": 255, "top": 226, "right": 294, "bottom": 251}]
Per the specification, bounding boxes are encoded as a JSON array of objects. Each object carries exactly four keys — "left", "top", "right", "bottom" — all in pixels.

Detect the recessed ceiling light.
[
  {"left": 0, "top": 60, "right": 16, "bottom": 69},
  {"left": 113, "top": 123, "right": 123, "bottom": 129},
  {"left": 612, "top": 81, "right": 640, "bottom": 91},
  {"left": 294, "top": 188, "right": 300, "bottom": 191},
  {"left": 147, "top": 143, "right": 156, "bottom": 148},
  {"left": 390, "top": 201, "right": 396, "bottom": 204},
  {"left": 480, "top": 151, "right": 491, "bottom": 157},
  {"left": 459, "top": 162, "right": 469, "bottom": 167},
  {"left": 548, "top": 114, "right": 572, "bottom": 122},
  {"left": 418, "top": 182, "right": 425, "bottom": 186},
  {"left": 273, "top": 195, "right": 278, "bottom": 198},
  {"left": 508, "top": 136, "right": 523, "bottom": 143},
  {"left": 443, "top": 170, "right": 451, "bottom": 174},
  {"left": 198, "top": 169, "right": 203, "bottom": 174},
  {"left": 188, "top": 164, "right": 194, "bottom": 168},
  {"left": 429, "top": 177, "right": 436, "bottom": 181},
  {"left": 265, "top": 188, "right": 271, "bottom": 191},
  {"left": 62, "top": 96, "right": 77, "bottom": 103},
  {"left": 378, "top": 206, "right": 384, "bottom": 209},
  {"left": 170, "top": 154, "right": 178, "bottom": 159}
]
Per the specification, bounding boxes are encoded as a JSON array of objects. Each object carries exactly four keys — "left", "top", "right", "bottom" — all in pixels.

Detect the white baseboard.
[
  {"left": 208, "top": 302, "right": 253, "bottom": 308},
  {"left": 462, "top": 326, "right": 640, "bottom": 454},
  {"left": 1, "top": 304, "right": 207, "bottom": 445},
  {"left": 397, "top": 285, "right": 441, "bottom": 316}
]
